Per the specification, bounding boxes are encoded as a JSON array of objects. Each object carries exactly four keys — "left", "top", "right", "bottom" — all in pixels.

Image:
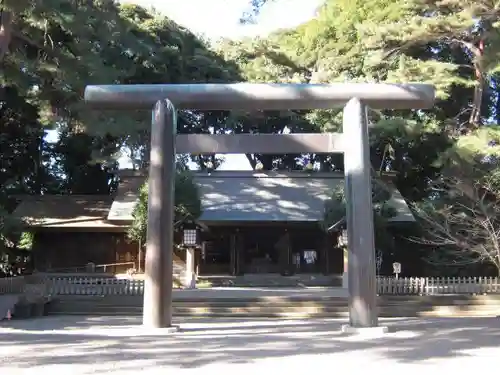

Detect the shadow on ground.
[{"left": 0, "top": 316, "right": 499, "bottom": 370}]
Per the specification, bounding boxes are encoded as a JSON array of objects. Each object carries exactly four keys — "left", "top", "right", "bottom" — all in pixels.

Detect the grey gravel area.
[{"left": 0, "top": 316, "right": 499, "bottom": 374}]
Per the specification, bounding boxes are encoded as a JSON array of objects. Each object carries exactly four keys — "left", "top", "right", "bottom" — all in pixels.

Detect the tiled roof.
[
  {"left": 12, "top": 195, "right": 127, "bottom": 229},
  {"left": 108, "top": 171, "right": 415, "bottom": 223},
  {"left": 14, "top": 171, "right": 415, "bottom": 228}
]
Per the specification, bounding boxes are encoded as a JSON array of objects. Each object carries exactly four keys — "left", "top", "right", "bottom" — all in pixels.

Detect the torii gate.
[{"left": 84, "top": 82, "right": 435, "bottom": 330}]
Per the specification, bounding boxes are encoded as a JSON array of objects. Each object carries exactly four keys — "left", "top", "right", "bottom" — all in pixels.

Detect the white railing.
[
  {"left": 6, "top": 275, "right": 500, "bottom": 297},
  {"left": 377, "top": 276, "right": 500, "bottom": 295},
  {"left": 0, "top": 276, "right": 26, "bottom": 294},
  {"left": 47, "top": 276, "right": 145, "bottom": 296}
]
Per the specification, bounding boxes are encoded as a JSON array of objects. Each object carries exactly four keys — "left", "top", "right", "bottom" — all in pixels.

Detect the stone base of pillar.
[
  {"left": 136, "top": 326, "right": 180, "bottom": 335},
  {"left": 184, "top": 273, "right": 196, "bottom": 289},
  {"left": 342, "top": 271, "right": 348, "bottom": 289},
  {"left": 341, "top": 325, "right": 389, "bottom": 335}
]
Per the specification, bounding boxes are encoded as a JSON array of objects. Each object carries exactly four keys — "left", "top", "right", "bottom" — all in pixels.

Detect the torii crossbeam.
[{"left": 84, "top": 82, "right": 435, "bottom": 330}]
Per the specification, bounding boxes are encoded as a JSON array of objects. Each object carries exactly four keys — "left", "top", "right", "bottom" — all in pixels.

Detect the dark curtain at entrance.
[
  {"left": 277, "top": 232, "right": 293, "bottom": 276},
  {"left": 230, "top": 232, "right": 245, "bottom": 276},
  {"left": 235, "top": 232, "right": 244, "bottom": 275}
]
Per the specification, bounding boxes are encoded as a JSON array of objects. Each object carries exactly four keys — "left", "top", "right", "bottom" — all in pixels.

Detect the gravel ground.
[{"left": 1, "top": 315, "right": 499, "bottom": 374}]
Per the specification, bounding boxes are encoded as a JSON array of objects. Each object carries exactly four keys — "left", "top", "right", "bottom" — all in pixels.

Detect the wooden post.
[
  {"left": 185, "top": 247, "right": 195, "bottom": 287},
  {"left": 343, "top": 98, "right": 377, "bottom": 327},
  {"left": 142, "top": 99, "right": 176, "bottom": 329},
  {"left": 230, "top": 233, "right": 237, "bottom": 276},
  {"left": 138, "top": 239, "right": 142, "bottom": 273}
]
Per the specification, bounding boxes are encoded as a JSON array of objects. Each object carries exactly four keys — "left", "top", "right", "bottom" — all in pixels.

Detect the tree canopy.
[
  {"left": 2, "top": 0, "right": 500, "bottom": 275},
  {"left": 127, "top": 159, "right": 202, "bottom": 247}
]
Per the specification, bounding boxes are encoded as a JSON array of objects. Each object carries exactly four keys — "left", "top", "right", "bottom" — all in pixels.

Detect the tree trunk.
[
  {"left": 260, "top": 155, "right": 273, "bottom": 170},
  {"left": 459, "top": 38, "right": 485, "bottom": 129},
  {"left": 245, "top": 154, "right": 256, "bottom": 169},
  {"left": 0, "top": 10, "right": 13, "bottom": 63},
  {"left": 469, "top": 57, "right": 485, "bottom": 127},
  {"left": 469, "top": 80, "right": 484, "bottom": 126}
]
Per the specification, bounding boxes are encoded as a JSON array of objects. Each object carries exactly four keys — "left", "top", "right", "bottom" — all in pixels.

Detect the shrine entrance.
[{"left": 84, "top": 82, "right": 435, "bottom": 330}]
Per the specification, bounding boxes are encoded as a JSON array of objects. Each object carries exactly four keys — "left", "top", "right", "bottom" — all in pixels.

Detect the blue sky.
[
  {"left": 124, "top": 0, "right": 321, "bottom": 40},
  {"left": 59, "top": 0, "right": 322, "bottom": 170}
]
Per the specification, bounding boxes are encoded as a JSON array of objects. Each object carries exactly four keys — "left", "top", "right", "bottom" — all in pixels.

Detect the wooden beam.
[
  {"left": 85, "top": 83, "right": 436, "bottom": 110},
  {"left": 175, "top": 133, "right": 345, "bottom": 154}
]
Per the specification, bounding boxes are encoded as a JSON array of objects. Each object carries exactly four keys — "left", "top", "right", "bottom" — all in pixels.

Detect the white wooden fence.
[
  {"left": 46, "top": 277, "right": 145, "bottom": 296},
  {"left": 377, "top": 276, "right": 500, "bottom": 295},
  {"left": 0, "top": 276, "right": 26, "bottom": 294},
  {"left": 37, "top": 275, "right": 500, "bottom": 296},
  {"left": 2, "top": 275, "right": 500, "bottom": 296}
]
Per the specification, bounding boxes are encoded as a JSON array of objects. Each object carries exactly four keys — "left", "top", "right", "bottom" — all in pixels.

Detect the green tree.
[
  {"left": 358, "top": 0, "right": 500, "bottom": 128},
  {"left": 258, "top": 0, "right": 500, "bottom": 201},
  {"left": 128, "top": 164, "right": 202, "bottom": 246},
  {"left": 412, "top": 126, "right": 500, "bottom": 275},
  {"left": 3, "top": 0, "right": 500, "bottom": 278},
  {"left": 51, "top": 131, "right": 120, "bottom": 195},
  {"left": 0, "top": 86, "right": 47, "bottom": 272},
  {"left": 323, "top": 178, "right": 397, "bottom": 254}
]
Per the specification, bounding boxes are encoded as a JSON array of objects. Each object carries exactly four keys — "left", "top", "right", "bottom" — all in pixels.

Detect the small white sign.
[{"left": 393, "top": 262, "right": 401, "bottom": 274}]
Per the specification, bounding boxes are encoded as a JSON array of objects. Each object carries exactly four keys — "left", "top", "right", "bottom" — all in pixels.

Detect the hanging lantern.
[
  {"left": 182, "top": 228, "right": 198, "bottom": 246},
  {"left": 182, "top": 222, "right": 199, "bottom": 247}
]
